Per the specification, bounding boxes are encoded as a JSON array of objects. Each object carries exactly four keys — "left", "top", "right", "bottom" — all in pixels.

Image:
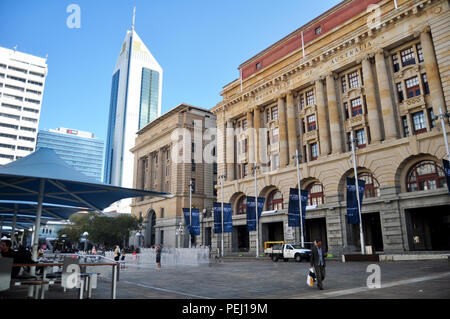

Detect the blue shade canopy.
[
  {"left": 0, "top": 200, "right": 83, "bottom": 222},
  {"left": 0, "top": 148, "right": 173, "bottom": 210}
]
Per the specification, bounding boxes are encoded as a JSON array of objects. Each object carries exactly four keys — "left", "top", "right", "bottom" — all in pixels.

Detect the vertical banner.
[
  {"left": 288, "top": 188, "right": 309, "bottom": 227},
  {"left": 213, "top": 203, "right": 222, "bottom": 234},
  {"left": 246, "top": 196, "right": 265, "bottom": 232},
  {"left": 443, "top": 159, "right": 450, "bottom": 194},
  {"left": 223, "top": 203, "right": 233, "bottom": 233},
  {"left": 346, "top": 177, "right": 366, "bottom": 224},
  {"left": 183, "top": 208, "right": 200, "bottom": 235},
  {"left": 213, "top": 203, "right": 234, "bottom": 233}
]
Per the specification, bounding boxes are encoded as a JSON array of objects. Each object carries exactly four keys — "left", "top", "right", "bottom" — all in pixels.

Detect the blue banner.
[
  {"left": 246, "top": 196, "right": 265, "bottom": 232},
  {"left": 443, "top": 159, "right": 450, "bottom": 194},
  {"left": 182, "top": 208, "right": 200, "bottom": 235},
  {"left": 288, "top": 188, "right": 309, "bottom": 227},
  {"left": 346, "top": 177, "right": 366, "bottom": 224},
  {"left": 213, "top": 202, "right": 233, "bottom": 233}
]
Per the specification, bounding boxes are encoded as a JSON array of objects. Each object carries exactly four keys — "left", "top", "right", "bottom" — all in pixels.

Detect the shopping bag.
[
  {"left": 306, "top": 274, "right": 314, "bottom": 287},
  {"left": 309, "top": 267, "right": 316, "bottom": 281}
]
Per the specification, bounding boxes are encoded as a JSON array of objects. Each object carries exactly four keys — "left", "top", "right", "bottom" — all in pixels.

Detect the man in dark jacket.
[{"left": 310, "top": 239, "right": 326, "bottom": 290}]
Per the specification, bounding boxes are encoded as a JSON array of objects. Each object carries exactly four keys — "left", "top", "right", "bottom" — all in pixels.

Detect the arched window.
[
  {"left": 307, "top": 182, "right": 325, "bottom": 206},
  {"left": 236, "top": 196, "right": 247, "bottom": 215},
  {"left": 358, "top": 173, "right": 380, "bottom": 198},
  {"left": 407, "top": 160, "right": 447, "bottom": 192},
  {"left": 267, "top": 190, "right": 283, "bottom": 210}
]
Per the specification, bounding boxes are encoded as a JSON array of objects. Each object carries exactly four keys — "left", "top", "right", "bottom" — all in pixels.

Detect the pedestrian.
[
  {"left": 155, "top": 244, "right": 162, "bottom": 269},
  {"left": 113, "top": 245, "right": 121, "bottom": 261},
  {"left": 309, "top": 239, "right": 327, "bottom": 290}
]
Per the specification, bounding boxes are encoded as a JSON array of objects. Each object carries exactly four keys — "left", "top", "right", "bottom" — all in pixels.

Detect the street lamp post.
[
  {"left": 253, "top": 163, "right": 260, "bottom": 258},
  {"left": 350, "top": 131, "right": 365, "bottom": 255},
  {"left": 293, "top": 149, "right": 305, "bottom": 248},
  {"left": 435, "top": 108, "right": 450, "bottom": 160},
  {"left": 188, "top": 179, "right": 193, "bottom": 248},
  {"left": 218, "top": 174, "right": 226, "bottom": 257},
  {"left": 82, "top": 231, "right": 89, "bottom": 252}
]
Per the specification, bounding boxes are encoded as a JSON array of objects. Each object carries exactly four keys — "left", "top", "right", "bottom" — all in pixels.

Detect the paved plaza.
[{"left": 1, "top": 258, "right": 449, "bottom": 299}]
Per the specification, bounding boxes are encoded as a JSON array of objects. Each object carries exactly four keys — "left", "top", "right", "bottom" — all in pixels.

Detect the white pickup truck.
[{"left": 266, "top": 243, "right": 311, "bottom": 262}]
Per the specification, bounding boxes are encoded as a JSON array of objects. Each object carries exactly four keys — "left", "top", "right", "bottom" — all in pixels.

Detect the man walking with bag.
[{"left": 310, "top": 239, "right": 326, "bottom": 290}]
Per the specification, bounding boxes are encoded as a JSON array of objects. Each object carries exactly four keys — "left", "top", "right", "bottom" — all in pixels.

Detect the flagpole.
[
  {"left": 437, "top": 108, "right": 450, "bottom": 160},
  {"left": 294, "top": 150, "right": 304, "bottom": 248},
  {"left": 219, "top": 173, "right": 226, "bottom": 257},
  {"left": 350, "top": 131, "right": 365, "bottom": 255},
  {"left": 301, "top": 31, "right": 305, "bottom": 58}
]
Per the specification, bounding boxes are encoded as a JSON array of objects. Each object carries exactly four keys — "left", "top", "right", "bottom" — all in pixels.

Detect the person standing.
[
  {"left": 310, "top": 239, "right": 327, "bottom": 290},
  {"left": 113, "top": 245, "right": 121, "bottom": 261},
  {"left": 155, "top": 244, "right": 162, "bottom": 269}
]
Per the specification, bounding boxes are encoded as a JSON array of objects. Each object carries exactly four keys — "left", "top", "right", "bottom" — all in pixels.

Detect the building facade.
[
  {"left": 210, "top": 0, "right": 450, "bottom": 256},
  {"left": 0, "top": 47, "right": 48, "bottom": 165},
  {"left": 104, "top": 23, "right": 163, "bottom": 213},
  {"left": 36, "top": 127, "right": 105, "bottom": 182},
  {"left": 130, "top": 104, "right": 217, "bottom": 248}
]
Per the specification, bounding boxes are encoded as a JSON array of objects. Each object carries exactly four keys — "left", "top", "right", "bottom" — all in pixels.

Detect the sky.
[{"left": 0, "top": 0, "right": 341, "bottom": 143}]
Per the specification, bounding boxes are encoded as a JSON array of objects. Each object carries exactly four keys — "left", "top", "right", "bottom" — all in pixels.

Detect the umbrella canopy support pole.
[
  {"left": 32, "top": 179, "right": 45, "bottom": 262},
  {"left": 11, "top": 204, "right": 17, "bottom": 248}
]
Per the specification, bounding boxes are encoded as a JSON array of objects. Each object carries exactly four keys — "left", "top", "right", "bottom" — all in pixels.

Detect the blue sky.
[{"left": 0, "top": 0, "right": 341, "bottom": 143}]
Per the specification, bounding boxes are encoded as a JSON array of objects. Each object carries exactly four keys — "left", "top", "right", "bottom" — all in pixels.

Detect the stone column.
[
  {"left": 315, "top": 79, "right": 330, "bottom": 156},
  {"left": 362, "top": 56, "right": 382, "bottom": 143},
  {"left": 326, "top": 73, "right": 343, "bottom": 153},
  {"left": 278, "top": 96, "right": 289, "bottom": 167},
  {"left": 420, "top": 27, "right": 446, "bottom": 115},
  {"left": 247, "top": 111, "right": 255, "bottom": 168},
  {"left": 226, "top": 120, "right": 235, "bottom": 181},
  {"left": 253, "top": 107, "right": 261, "bottom": 166},
  {"left": 375, "top": 49, "right": 398, "bottom": 140},
  {"left": 286, "top": 91, "right": 298, "bottom": 164}
]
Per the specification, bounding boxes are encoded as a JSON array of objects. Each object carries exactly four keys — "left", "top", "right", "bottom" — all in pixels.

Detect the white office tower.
[
  {"left": 104, "top": 15, "right": 163, "bottom": 213},
  {"left": 0, "top": 47, "right": 48, "bottom": 165}
]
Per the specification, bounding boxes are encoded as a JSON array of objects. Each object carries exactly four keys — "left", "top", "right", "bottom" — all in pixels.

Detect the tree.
[{"left": 58, "top": 212, "right": 140, "bottom": 249}]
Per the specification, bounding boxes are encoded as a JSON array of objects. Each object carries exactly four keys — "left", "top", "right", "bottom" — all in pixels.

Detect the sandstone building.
[
  {"left": 209, "top": 0, "right": 450, "bottom": 256},
  {"left": 131, "top": 104, "right": 217, "bottom": 248}
]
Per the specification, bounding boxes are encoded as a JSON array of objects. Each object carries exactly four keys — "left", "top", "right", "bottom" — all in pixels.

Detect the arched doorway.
[{"left": 145, "top": 209, "right": 156, "bottom": 248}]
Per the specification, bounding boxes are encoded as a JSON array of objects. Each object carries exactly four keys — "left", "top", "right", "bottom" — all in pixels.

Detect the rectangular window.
[
  {"left": 344, "top": 102, "right": 349, "bottom": 120},
  {"left": 271, "top": 106, "right": 278, "bottom": 121},
  {"left": 300, "top": 94, "right": 305, "bottom": 109},
  {"left": 412, "top": 111, "right": 426, "bottom": 134},
  {"left": 310, "top": 143, "right": 318, "bottom": 160},
  {"left": 416, "top": 44, "right": 424, "bottom": 63},
  {"left": 341, "top": 76, "right": 347, "bottom": 93},
  {"left": 242, "top": 119, "right": 247, "bottom": 131},
  {"left": 396, "top": 83, "right": 404, "bottom": 103},
  {"left": 307, "top": 114, "right": 316, "bottom": 131},
  {"left": 405, "top": 76, "right": 420, "bottom": 98},
  {"left": 315, "top": 26, "right": 322, "bottom": 35},
  {"left": 421, "top": 73, "right": 429, "bottom": 95},
  {"left": 301, "top": 119, "right": 306, "bottom": 134},
  {"left": 243, "top": 163, "right": 248, "bottom": 177},
  {"left": 356, "top": 129, "right": 366, "bottom": 148},
  {"left": 256, "top": 62, "right": 262, "bottom": 70},
  {"left": 351, "top": 97, "right": 363, "bottom": 116},
  {"left": 348, "top": 71, "right": 360, "bottom": 89},
  {"left": 306, "top": 90, "right": 315, "bottom": 106},
  {"left": 273, "top": 154, "right": 280, "bottom": 170},
  {"left": 191, "top": 159, "right": 196, "bottom": 172},
  {"left": 402, "top": 116, "right": 410, "bottom": 137},
  {"left": 392, "top": 54, "right": 400, "bottom": 73},
  {"left": 428, "top": 108, "right": 436, "bottom": 128},
  {"left": 190, "top": 178, "right": 196, "bottom": 193},
  {"left": 401, "top": 47, "right": 416, "bottom": 67},
  {"left": 272, "top": 128, "right": 279, "bottom": 144},
  {"left": 266, "top": 109, "right": 271, "bottom": 122}
]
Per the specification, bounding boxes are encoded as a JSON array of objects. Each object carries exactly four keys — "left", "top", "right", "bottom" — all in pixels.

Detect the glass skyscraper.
[
  {"left": 37, "top": 128, "right": 104, "bottom": 182},
  {"left": 103, "top": 21, "right": 163, "bottom": 213}
]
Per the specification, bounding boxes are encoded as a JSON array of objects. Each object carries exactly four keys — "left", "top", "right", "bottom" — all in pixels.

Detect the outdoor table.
[{"left": 12, "top": 262, "right": 119, "bottom": 299}]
